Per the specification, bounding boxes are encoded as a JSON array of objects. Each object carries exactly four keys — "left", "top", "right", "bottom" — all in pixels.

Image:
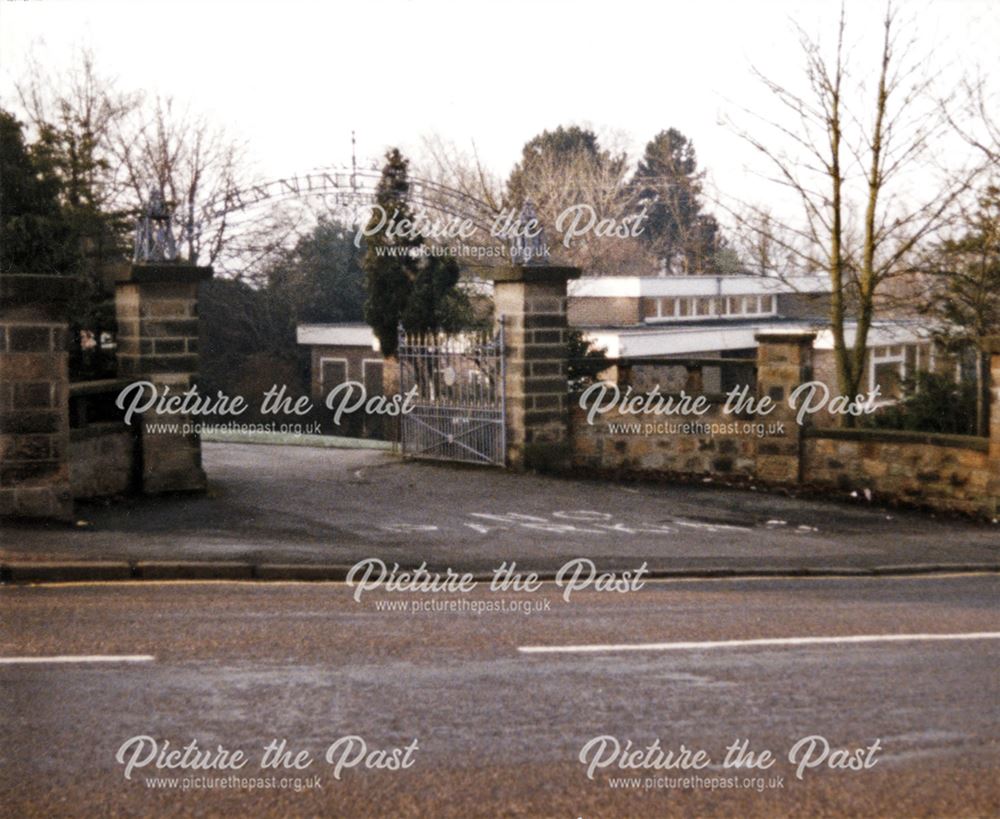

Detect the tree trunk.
[{"left": 976, "top": 349, "right": 988, "bottom": 437}]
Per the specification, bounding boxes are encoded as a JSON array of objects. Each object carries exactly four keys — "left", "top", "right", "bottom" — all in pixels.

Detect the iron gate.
[{"left": 398, "top": 321, "right": 506, "bottom": 466}]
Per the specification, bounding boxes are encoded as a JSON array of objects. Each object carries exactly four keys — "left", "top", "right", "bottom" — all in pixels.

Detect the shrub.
[{"left": 866, "top": 371, "right": 978, "bottom": 436}]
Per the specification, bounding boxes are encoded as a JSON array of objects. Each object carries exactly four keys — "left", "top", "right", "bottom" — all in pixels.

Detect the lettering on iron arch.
[{"left": 201, "top": 167, "right": 497, "bottom": 238}]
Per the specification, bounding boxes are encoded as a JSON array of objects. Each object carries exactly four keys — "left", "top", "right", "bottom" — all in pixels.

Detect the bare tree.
[
  {"left": 115, "top": 97, "right": 307, "bottom": 277},
  {"left": 415, "top": 131, "right": 656, "bottom": 275},
  {"left": 730, "top": 208, "right": 811, "bottom": 277},
  {"left": 14, "top": 49, "right": 296, "bottom": 279},
  {"left": 504, "top": 127, "right": 654, "bottom": 275},
  {"left": 417, "top": 134, "right": 504, "bottom": 215},
  {"left": 726, "top": 3, "right": 984, "bottom": 409},
  {"left": 946, "top": 74, "right": 1000, "bottom": 168},
  {"left": 15, "top": 48, "right": 139, "bottom": 211}
]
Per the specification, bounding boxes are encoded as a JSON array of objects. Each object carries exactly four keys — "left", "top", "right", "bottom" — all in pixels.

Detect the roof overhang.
[
  {"left": 296, "top": 324, "right": 379, "bottom": 350},
  {"left": 569, "top": 275, "right": 830, "bottom": 299},
  {"left": 583, "top": 319, "right": 933, "bottom": 358}
]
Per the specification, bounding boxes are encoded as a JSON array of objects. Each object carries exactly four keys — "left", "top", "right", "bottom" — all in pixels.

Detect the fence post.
[
  {"left": 986, "top": 336, "right": 1000, "bottom": 515},
  {"left": 486, "top": 264, "right": 580, "bottom": 470},
  {"left": 115, "top": 262, "right": 213, "bottom": 493},
  {"left": 0, "top": 274, "right": 74, "bottom": 521},
  {"left": 754, "top": 331, "right": 816, "bottom": 485}
]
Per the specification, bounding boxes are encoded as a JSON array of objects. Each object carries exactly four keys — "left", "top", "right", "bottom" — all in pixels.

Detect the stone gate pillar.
[
  {"left": 115, "top": 263, "right": 213, "bottom": 493},
  {"left": 986, "top": 336, "right": 1000, "bottom": 515},
  {"left": 487, "top": 264, "right": 580, "bottom": 470},
  {"left": 755, "top": 331, "right": 816, "bottom": 484},
  {"left": 0, "top": 274, "right": 74, "bottom": 520}
]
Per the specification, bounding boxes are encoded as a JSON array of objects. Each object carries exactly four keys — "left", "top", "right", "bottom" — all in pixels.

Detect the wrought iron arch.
[{"left": 200, "top": 166, "right": 499, "bottom": 231}]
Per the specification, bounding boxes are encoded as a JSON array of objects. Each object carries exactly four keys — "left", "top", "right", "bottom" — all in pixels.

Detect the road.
[{"left": 2, "top": 574, "right": 998, "bottom": 817}]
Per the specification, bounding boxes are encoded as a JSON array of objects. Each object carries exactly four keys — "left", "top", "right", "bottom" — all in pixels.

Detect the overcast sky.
[{"left": 2, "top": 0, "right": 997, "bottom": 224}]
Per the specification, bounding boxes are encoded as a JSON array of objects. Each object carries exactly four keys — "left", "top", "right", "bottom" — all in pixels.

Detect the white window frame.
[
  {"left": 644, "top": 294, "right": 779, "bottom": 323},
  {"left": 319, "top": 356, "right": 349, "bottom": 393},
  {"left": 869, "top": 345, "right": 908, "bottom": 399}
]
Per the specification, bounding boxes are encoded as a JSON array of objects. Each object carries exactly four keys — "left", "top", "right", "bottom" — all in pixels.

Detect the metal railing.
[{"left": 397, "top": 321, "right": 506, "bottom": 466}]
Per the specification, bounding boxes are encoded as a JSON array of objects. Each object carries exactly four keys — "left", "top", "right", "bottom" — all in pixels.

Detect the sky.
[{"left": 1, "top": 0, "right": 998, "bottom": 227}]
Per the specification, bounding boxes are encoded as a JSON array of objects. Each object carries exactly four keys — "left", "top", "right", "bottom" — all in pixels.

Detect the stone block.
[
  {"left": 0, "top": 352, "right": 64, "bottom": 381},
  {"left": 0, "top": 410, "right": 63, "bottom": 435},
  {"left": 140, "top": 318, "right": 199, "bottom": 338},
  {"left": 153, "top": 338, "right": 187, "bottom": 355},
  {"left": 9, "top": 325, "right": 52, "bottom": 351},
  {"left": 13, "top": 382, "right": 53, "bottom": 408},
  {"left": 140, "top": 299, "right": 195, "bottom": 318}
]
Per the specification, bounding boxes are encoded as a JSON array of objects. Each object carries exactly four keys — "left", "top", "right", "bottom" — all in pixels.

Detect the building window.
[
  {"left": 642, "top": 292, "right": 780, "bottom": 323},
  {"left": 869, "top": 344, "right": 908, "bottom": 399},
  {"left": 872, "top": 359, "right": 904, "bottom": 398},
  {"left": 320, "top": 358, "right": 348, "bottom": 394},
  {"left": 362, "top": 359, "right": 383, "bottom": 397}
]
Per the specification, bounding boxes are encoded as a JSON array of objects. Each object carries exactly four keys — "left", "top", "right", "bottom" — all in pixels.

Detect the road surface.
[{"left": 2, "top": 574, "right": 998, "bottom": 817}]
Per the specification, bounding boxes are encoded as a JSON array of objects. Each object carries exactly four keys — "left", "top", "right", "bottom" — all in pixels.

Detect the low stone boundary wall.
[
  {"left": 3, "top": 266, "right": 213, "bottom": 522},
  {"left": 67, "top": 379, "right": 138, "bottom": 500},
  {"left": 567, "top": 332, "right": 1000, "bottom": 518},
  {"left": 803, "top": 429, "right": 991, "bottom": 515},
  {"left": 570, "top": 402, "right": 757, "bottom": 478},
  {"left": 70, "top": 423, "right": 137, "bottom": 499}
]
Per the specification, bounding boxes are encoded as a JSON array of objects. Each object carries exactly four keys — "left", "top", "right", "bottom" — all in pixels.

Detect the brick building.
[
  {"left": 296, "top": 275, "right": 955, "bottom": 427},
  {"left": 295, "top": 323, "right": 385, "bottom": 436},
  {"left": 296, "top": 323, "right": 384, "bottom": 401},
  {"left": 566, "top": 274, "right": 943, "bottom": 405}
]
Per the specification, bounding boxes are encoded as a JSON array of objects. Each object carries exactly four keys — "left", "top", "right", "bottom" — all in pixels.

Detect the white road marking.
[
  {"left": 518, "top": 632, "right": 1000, "bottom": 654},
  {"left": 0, "top": 655, "right": 155, "bottom": 665},
  {"left": 15, "top": 570, "right": 999, "bottom": 589}
]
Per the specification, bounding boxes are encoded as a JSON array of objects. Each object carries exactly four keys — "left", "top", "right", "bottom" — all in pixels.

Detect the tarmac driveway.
[{"left": 1, "top": 442, "right": 998, "bottom": 572}]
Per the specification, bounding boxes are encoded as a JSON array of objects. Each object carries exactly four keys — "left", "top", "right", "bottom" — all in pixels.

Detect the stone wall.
[
  {"left": 754, "top": 332, "right": 814, "bottom": 483},
  {"left": 803, "top": 430, "right": 990, "bottom": 515},
  {"left": 69, "top": 424, "right": 136, "bottom": 499},
  {"left": 2, "top": 265, "right": 214, "bottom": 522},
  {"left": 0, "top": 275, "right": 73, "bottom": 521},
  {"left": 566, "top": 333, "right": 1000, "bottom": 517},
  {"left": 490, "top": 266, "right": 580, "bottom": 469},
  {"left": 116, "top": 264, "right": 212, "bottom": 494},
  {"left": 570, "top": 402, "right": 757, "bottom": 478},
  {"left": 67, "top": 379, "right": 139, "bottom": 500}
]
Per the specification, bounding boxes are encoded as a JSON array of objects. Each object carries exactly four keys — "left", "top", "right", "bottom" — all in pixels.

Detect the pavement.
[
  {"left": 2, "top": 574, "right": 998, "bottom": 817},
  {"left": 1, "top": 441, "right": 998, "bottom": 582}
]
